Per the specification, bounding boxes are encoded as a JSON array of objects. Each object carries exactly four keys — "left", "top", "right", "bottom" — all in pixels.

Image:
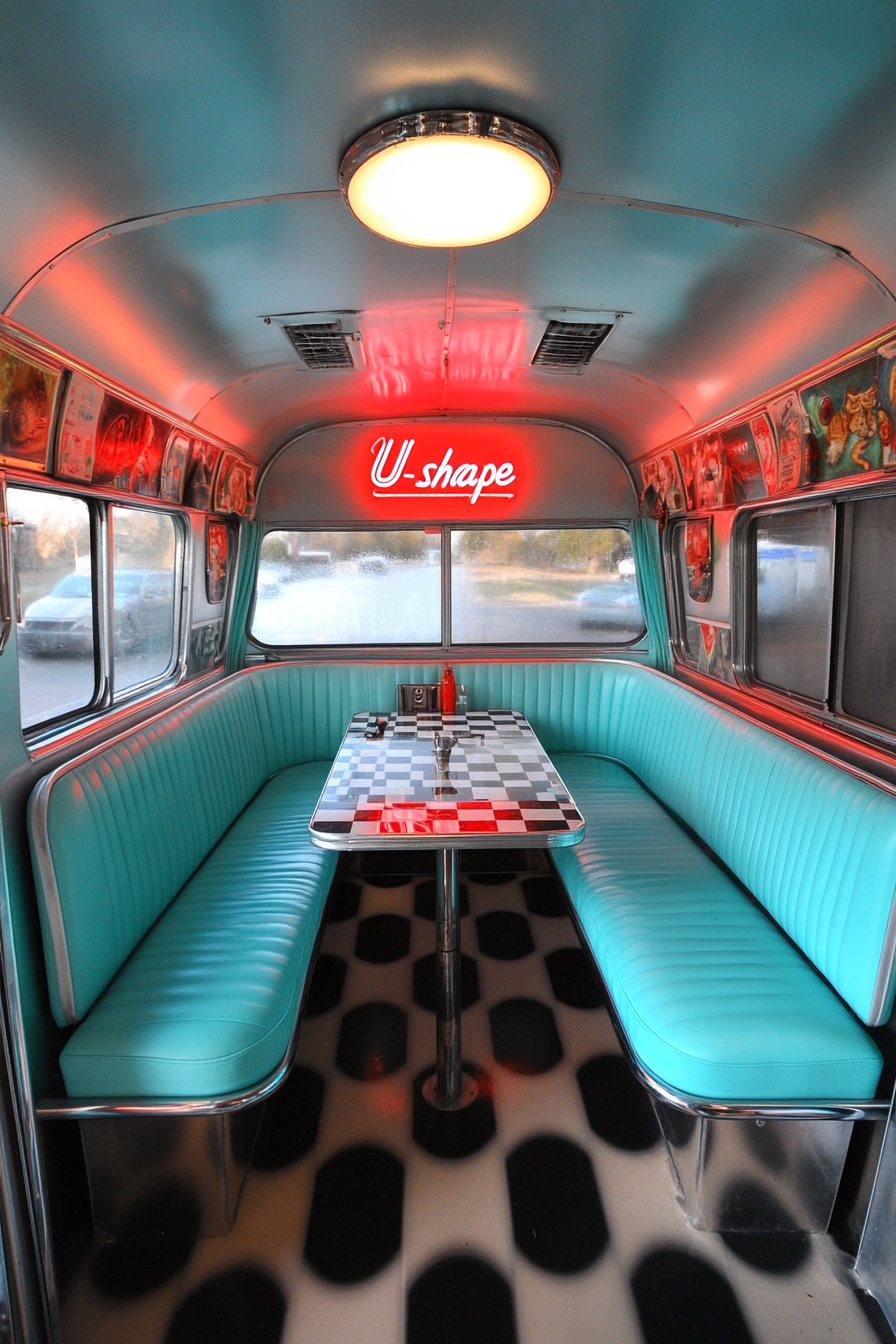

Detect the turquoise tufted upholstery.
[
  {"left": 28, "top": 658, "right": 896, "bottom": 1103},
  {"left": 552, "top": 757, "right": 883, "bottom": 1102}
]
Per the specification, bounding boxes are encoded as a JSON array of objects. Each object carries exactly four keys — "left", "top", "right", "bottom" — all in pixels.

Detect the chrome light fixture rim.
[{"left": 338, "top": 109, "right": 561, "bottom": 242}]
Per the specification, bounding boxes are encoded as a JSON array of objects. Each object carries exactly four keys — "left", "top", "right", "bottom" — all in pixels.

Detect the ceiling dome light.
[{"left": 339, "top": 111, "right": 560, "bottom": 248}]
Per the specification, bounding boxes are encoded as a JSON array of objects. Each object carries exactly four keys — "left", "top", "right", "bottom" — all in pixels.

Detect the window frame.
[
  {"left": 4, "top": 476, "right": 191, "bottom": 741},
  {"left": 247, "top": 520, "right": 648, "bottom": 659},
  {"left": 723, "top": 480, "right": 896, "bottom": 752}
]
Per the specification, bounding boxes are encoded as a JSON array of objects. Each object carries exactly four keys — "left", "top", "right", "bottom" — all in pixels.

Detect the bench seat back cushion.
[
  {"left": 552, "top": 756, "right": 884, "bottom": 1103},
  {"left": 452, "top": 661, "right": 896, "bottom": 1027},
  {"left": 59, "top": 762, "right": 337, "bottom": 1098},
  {"left": 30, "top": 675, "right": 269, "bottom": 1027}
]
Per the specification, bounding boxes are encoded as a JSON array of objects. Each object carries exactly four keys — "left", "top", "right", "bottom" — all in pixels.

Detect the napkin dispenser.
[{"left": 397, "top": 683, "right": 440, "bottom": 714}]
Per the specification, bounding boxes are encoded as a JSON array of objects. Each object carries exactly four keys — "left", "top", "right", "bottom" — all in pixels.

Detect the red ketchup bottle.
[{"left": 441, "top": 665, "right": 456, "bottom": 715}]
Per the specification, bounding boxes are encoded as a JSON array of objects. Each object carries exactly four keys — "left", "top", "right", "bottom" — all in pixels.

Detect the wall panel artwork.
[
  {"left": 0, "top": 340, "right": 60, "bottom": 471},
  {"left": 766, "top": 393, "right": 807, "bottom": 493},
  {"left": 56, "top": 371, "right": 102, "bottom": 481},
  {"left": 92, "top": 394, "right": 166, "bottom": 495},
  {"left": 214, "top": 452, "right": 256, "bottom": 517},
  {"left": 206, "top": 520, "right": 230, "bottom": 604},
  {"left": 183, "top": 441, "right": 221, "bottom": 512},
  {"left": 800, "top": 355, "right": 882, "bottom": 481},
  {"left": 684, "top": 518, "right": 712, "bottom": 602},
  {"left": 685, "top": 620, "right": 735, "bottom": 685},
  {"left": 639, "top": 451, "right": 685, "bottom": 518}
]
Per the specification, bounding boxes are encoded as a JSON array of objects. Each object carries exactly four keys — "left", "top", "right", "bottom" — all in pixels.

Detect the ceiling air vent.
[
  {"left": 267, "top": 312, "right": 365, "bottom": 370},
  {"left": 531, "top": 319, "right": 613, "bottom": 374},
  {"left": 283, "top": 320, "right": 356, "bottom": 369}
]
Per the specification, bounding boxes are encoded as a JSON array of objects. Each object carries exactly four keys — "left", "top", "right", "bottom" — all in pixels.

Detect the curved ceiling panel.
[{"left": 3, "top": 0, "right": 896, "bottom": 464}]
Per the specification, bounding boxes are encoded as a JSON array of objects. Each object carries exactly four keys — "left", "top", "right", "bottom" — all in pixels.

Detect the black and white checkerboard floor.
[{"left": 61, "top": 865, "right": 890, "bottom": 1344}]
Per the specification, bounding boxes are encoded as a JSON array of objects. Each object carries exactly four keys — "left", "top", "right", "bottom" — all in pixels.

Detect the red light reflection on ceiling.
[{"left": 685, "top": 261, "right": 870, "bottom": 418}]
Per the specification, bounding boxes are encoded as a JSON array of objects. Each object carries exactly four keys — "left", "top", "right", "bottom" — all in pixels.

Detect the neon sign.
[{"left": 370, "top": 436, "right": 516, "bottom": 505}]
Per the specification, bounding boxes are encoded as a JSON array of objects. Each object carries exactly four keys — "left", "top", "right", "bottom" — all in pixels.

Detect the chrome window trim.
[
  {"left": 249, "top": 520, "right": 648, "bottom": 653},
  {"left": 8, "top": 485, "right": 194, "bottom": 749},
  {"left": 0, "top": 479, "right": 12, "bottom": 657}
]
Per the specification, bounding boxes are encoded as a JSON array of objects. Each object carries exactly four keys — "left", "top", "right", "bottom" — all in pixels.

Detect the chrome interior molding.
[{"left": 26, "top": 778, "right": 76, "bottom": 1027}]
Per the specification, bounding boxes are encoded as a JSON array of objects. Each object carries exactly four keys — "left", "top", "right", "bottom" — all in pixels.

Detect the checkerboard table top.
[{"left": 309, "top": 710, "right": 585, "bottom": 849}]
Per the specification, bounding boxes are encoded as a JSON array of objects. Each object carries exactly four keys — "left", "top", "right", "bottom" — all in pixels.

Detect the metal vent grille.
[
  {"left": 531, "top": 320, "right": 613, "bottom": 372},
  {"left": 283, "top": 321, "right": 355, "bottom": 369}
]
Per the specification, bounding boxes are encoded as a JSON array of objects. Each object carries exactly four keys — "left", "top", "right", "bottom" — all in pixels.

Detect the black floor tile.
[
  {"left": 412, "top": 1063, "right": 496, "bottom": 1159},
  {"left": 631, "top": 1247, "right": 756, "bottom": 1344},
  {"left": 251, "top": 1067, "right": 325, "bottom": 1171},
  {"left": 165, "top": 1267, "right": 286, "bottom": 1344},
  {"left": 336, "top": 1002, "right": 408, "bottom": 1080},
  {"left": 718, "top": 1180, "right": 810, "bottom": 1273},
  {"left": 506, "top": 1134, "right": 609, "bottom": 1273},
  {"left": 576, "top": 1054, "right": 659, "bottom": 1151},
  {"left": 326, "top": 879, "right": 362, "bottom": 923},
  {"left": 489, "top": 998, "right": 563, "bottom": 1075},
  {"left": 305, "top": 954, "right": 348, "bottom": 1017},
  {"left": 466, "top": 871, "right": 517, "bottom": 886},
  {"left": 544, "top": 947, "right": 603, "bottom": 1008},
  {"left": 91, "top": 1181, "right": 199, "bottom": 1299},
  {"left": 355, "top": 914, "right": 411, "bottom": 963},
  {"left": 304, "top": 1144, "right": 404, "bottom": 1284},
  {"left": 475, "top": 911, "right": 534, "bottom": 960},
  {"left": 412, "top": 953, "right": 480, "bottom": 1012},
  {"left": 414, "top": 879, "right": 469, "bottom": 920},
  {"left": 407, "top": 1254, "right": 517, "bottom": 1344},
  {"left": 520, "top": 875, "right": 567, "bottom": 917}
]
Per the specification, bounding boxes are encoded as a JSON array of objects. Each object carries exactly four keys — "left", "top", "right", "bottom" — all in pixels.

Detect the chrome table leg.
[{"left": 423, "top": 848, "right": 478, "bottom": 1110}]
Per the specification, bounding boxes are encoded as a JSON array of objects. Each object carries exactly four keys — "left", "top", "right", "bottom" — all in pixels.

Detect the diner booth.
[{"left": 4, "top": 7, "right": 896, "bottom": 1340}]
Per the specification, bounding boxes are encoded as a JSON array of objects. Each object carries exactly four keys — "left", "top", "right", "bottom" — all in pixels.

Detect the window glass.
[
  {"left": 251, "top": 530, "right": 442, "bottom": 645},
  {"left": 840, "top": 495, "right": 896, "bottom": 731},
  {"left": 7, "top": 487, "right": 96, "bottom": 728},
  {"left": 754, "top": 506, "right": 833, "bottom": 702},
  {"left": 450, "top": 528, "right": 643, "bottom": 645},
  {"left": 112, "top": 506, "right": 178, "bottom": 694}
]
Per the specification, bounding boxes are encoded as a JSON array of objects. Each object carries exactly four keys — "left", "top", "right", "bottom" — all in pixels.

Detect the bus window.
[
  {"left": 111, "top": 506, "right": 178, "bottom": 695},
  {"left": 7, "top": 487, "right": 96, "bottom": 729},
  {"left": 450, "top": 527, "right": 643, "bottom": 645},
  {"left": 753, "top": 506, "right": 834, "bottom": 703},
  {"left": 252, "top": 529, "right": 442, "bottom": 646}
]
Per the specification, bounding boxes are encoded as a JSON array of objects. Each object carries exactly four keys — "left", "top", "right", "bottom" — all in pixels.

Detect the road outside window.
[
  {"left": 8, "top": 487, "right": 96, "bottom": 729},
  {"left": 252, "top": 530, "right": 442, "bottom": 645},
  {"left": 111, "top": 506, "right": 178, "bottom": 694},
  {"left": 451, "top": 528, "right": 643, "bottom": 645}
]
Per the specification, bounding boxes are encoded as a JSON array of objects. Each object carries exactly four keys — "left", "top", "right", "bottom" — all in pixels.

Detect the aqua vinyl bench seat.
[
  {"left": 552, "top": 757, "right": 884, "bottom": 1104},
  {"left": 56, "top": 763, "right": 333, "bottom": 1098},
  {"left": 29, "top": 674, "right": 340, "bottom": 1101}
]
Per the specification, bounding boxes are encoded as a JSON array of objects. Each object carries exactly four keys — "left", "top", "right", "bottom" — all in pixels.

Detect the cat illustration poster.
[
  {"left": 800, "top": 355, "right": 882, "bottom": 480},
  {"left": 720, "top": 422, "right": 766, "bottom": 504},
  {"left": 56, "top": 371, "right": 102, "bottom": 481},
  {"left": 767, "top": 392, "right": 807, "bottom": 492},
  {"left": 684, "top": 517, "right": 712, "bottom": 602},
  {"left": 0, "top": 340, "right": 60, "bottom": 471},
  {"left": 876, "top": 341, "right": 896, "bottom": 469}
]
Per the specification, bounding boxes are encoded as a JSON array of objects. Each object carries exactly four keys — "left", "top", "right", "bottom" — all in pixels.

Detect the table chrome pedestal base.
[
  {"left": 422, "top": 847, "right": 480, "bottom": 1111},
  {"left": 422, "top": 1070, "right": 479, "bottom": 1111}
]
